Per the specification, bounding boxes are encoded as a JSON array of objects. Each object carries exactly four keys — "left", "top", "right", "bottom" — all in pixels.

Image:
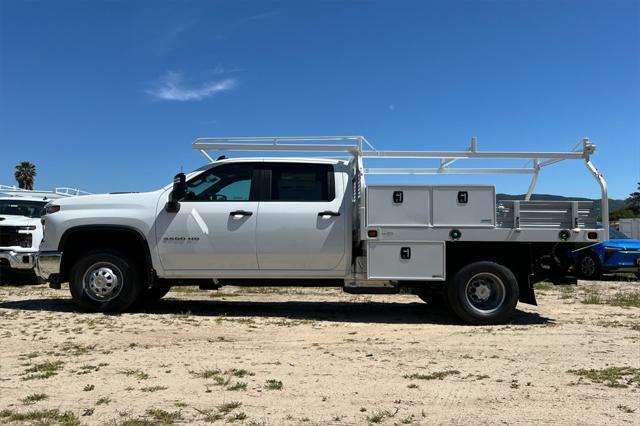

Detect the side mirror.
[{"left": 166, "top": 173, "right": 186, "bottom": 213}]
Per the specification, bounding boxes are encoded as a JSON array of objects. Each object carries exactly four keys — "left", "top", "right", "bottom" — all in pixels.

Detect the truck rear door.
[{"left": 255, "top": 162, "right": 347, "bottom": 273}]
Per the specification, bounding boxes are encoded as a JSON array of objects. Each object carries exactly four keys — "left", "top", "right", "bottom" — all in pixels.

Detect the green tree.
[
  {"left": 14, "top": 161, "right": 37, "bottom": 190},
  {"left": 626, "top": 182, "right": 640, "bottom": 213},
  {"left": 609, "top": 208, "right": 638, "bottom": 221}
]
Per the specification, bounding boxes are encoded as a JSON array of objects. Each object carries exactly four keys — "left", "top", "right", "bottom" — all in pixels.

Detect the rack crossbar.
[
  {"left": 193, "top": 142, "right": 360, "bottom": 153},
  {"left": 0, "top": 185, "right": 91, "bottom": 198},
  {"left": 364, "top": 168, "right": 537, "bottom": 175},
  {"left": 361, "top": 151, "right": 585, "bottom": 159}
]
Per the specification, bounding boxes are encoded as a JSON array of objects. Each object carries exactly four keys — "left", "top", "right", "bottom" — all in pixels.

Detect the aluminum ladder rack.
[
  {"left": 192, "top": 135, "right": 609, "bottom": 235},
  {"left": 0, "top": 185, "right": 91, "bottom": 199}
]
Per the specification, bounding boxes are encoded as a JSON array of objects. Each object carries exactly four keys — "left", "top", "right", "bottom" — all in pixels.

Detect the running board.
[{"left": 343, "top": 280, "right": 398, "bottom": 294}]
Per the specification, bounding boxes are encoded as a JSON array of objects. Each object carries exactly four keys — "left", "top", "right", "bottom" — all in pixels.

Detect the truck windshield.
[{"left": 0, "top": 200, "right": 47, "bottom": 218}]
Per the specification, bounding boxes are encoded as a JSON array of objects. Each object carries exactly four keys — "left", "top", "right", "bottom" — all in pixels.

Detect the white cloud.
[{"left": 147, "top": 71, "right": 237, "bottom": 101}]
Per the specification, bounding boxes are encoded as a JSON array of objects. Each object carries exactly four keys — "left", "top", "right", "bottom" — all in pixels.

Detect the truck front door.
[{"left": 156, "top": 162, "right": 260, "bottom": 271}]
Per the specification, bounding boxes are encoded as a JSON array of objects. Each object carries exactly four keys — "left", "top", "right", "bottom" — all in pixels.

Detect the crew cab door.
[
  {"left": 156, "top": 162, "right": 260, "bottom": 271},
  {"left": 256, "top": 162, "right": 347, "bottom": 272}
]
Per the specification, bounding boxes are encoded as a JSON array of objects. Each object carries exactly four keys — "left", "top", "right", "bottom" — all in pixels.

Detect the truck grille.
[{"left": 0, "top": 226, "right": 26, "bottom": 247}]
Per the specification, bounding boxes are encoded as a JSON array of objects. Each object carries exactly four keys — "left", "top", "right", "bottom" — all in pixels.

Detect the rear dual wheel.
[{"left": 447, "top": 261, "right": 519, "bottom": 325}]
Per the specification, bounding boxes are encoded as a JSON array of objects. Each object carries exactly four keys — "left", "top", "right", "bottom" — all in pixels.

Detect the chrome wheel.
[
  {"left": 83, "top": 262, "right": 123, "bottom": 302},
  {"left": 464, "top": 272, "right": 506, "bottom": 315},
  {"left": 580, "top": 256, "right": 596, "bottom": 277}
]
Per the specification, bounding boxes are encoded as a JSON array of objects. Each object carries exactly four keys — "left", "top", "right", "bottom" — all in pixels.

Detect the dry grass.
[{"left": 0, "top": 281, "right": 638, "bottom": 425}]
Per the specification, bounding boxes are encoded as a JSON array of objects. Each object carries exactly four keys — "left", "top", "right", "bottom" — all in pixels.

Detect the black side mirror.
[{"left": 166, "top": 172, "right": 186, "bottom": 213}]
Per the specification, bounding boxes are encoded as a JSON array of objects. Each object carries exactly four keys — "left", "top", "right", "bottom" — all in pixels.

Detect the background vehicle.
[
  {"left": 0, "top": 187, "right": 89, "bottom": 284},
  {"left": 0, "top": 196, "right": 48, "bottom": 283},
  {"left": 569, "top": 227, "right": 640, "bottom": 280},
  {"left": 619, "top": 218, "right": 640, "bottom": 240},
  {"left": 34, "top": 136, "right": 608, "bottom": 324}
]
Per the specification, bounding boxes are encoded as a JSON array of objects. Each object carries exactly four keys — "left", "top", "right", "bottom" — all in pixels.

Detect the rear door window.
[{"left": 267, "top": 163, "right": 334, "bottom": 202}]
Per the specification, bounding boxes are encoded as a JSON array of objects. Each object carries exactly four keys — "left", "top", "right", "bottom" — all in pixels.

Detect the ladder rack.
[
  {"left": 0, "top": 185, "right": 92, "bottom": 199},
  {"left": 192, "top": 135, "right": 609, "bottom": 235}
]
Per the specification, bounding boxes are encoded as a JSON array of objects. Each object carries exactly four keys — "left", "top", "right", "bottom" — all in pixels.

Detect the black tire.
[
  {"left": 140, "top": 283, "right": 171, "bottom": 303},
  {"left": 447, "top": 261, "right": 519, "bottom": 325},
  {"left": 577, "top": 252, "right": 602, "bottom": 280},
  {"left": 69, "top": 249, "right": 143, "bottom": 312},
  {"left": 635, "top": 271, "right": 640, "bottom": 281}
]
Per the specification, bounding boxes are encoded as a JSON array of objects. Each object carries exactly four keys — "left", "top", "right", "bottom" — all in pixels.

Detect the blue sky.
[{"left": 0, "top": 0, "right": 638, "bottom": 199}]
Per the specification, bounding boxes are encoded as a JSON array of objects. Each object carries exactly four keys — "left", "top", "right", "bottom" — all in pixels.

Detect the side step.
[{"left": 343, "top": 280, "right": 398, "bottom": 294}]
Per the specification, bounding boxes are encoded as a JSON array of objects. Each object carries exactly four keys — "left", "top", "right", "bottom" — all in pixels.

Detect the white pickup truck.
[
  {"left": 0, "top": 196, "right": 47, "bottom": 282},
  {"left": 34, "top": 136, "right": 609, "bottom": 324},
  {"left": 0, "top": 187, "right": 90, "bottom": 283}
]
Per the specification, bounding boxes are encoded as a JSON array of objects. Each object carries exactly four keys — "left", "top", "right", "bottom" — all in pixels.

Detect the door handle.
[
  {"left": 230, "top": 210, "right": 253, "bottom": 217},
  {"left": 318, "top": 211, "right": 340, "bottom": 217}
]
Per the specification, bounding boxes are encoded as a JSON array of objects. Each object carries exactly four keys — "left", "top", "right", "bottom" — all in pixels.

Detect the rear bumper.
[
  {"left": 0, "top": 250, "right": 36, "bottom": 270},
  {"left": 34, "top": 252, "right": 62, "bottom": 282}
]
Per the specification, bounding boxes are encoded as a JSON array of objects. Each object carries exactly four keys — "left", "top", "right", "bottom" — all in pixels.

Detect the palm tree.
[{"left": 14, "top": 161, "right": 37, "bottom": 190}]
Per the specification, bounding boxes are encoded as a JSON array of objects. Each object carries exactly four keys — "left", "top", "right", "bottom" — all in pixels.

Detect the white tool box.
[{"left": 366, "top": 185, "right": 496, "bottom": 228}]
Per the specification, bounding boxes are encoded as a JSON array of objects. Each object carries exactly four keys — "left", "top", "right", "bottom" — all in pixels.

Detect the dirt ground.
[{"left": 0, "top": 280, "right": 639, "bottom": 425}]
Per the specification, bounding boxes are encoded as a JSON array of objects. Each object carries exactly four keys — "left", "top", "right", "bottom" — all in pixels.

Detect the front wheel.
[
  {"left": 69, "top": 250, "right": 143, "bottom": 312},
  {"left": 447, "top": 261, "right": 519, "bottom": 325}
]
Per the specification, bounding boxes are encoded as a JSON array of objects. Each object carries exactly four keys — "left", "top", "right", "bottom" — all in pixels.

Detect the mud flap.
[
  {"left": 48, "top": 274, "right": 61, "bottom": 289},
  {"left": 519, "top": 273, "right": 537, "bottom": 306},
  {"left": 519, "top": 285, "right": 537, "bottom": 305}
]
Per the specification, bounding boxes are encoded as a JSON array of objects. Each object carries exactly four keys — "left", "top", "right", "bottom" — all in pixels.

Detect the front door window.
[{"left": 185, "top": 163, "right": 255, "bottom": 201}]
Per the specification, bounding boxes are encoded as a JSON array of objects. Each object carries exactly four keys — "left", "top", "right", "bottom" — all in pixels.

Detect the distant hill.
[{"left": 496, "top": 193, "right": 626, "bottom": 219}]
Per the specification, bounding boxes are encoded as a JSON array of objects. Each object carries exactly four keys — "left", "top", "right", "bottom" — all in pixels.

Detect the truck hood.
[
  {"left": 51, "top": 190, "right": 166, "bottom": 211},
  {"left": 0, "top": 215, "right": 41, "bottom": 226},
  {"left": 602, "top": 239, "right": 640, "bottom": 251}
]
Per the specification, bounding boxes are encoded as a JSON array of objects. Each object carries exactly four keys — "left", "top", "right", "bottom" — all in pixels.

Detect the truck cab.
[{"left": 155, "top": 158, "right": 351, "bottom": 277}]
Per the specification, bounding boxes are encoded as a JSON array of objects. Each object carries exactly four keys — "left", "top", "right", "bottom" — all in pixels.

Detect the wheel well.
[
  {"left": 58, "top": 226, "right": 153, "bottom": 285},
  {"left": 445, "top": 242, "right": 534, "bottom": 275},
  {"left": 579, "top": 249, "right": 599, "bottom": 261}
]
